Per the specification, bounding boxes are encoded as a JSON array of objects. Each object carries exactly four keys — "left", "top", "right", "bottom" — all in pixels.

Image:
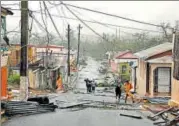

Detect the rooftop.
[
  {"left": 147, "top": 55, "right": 172, "bottom": 64},
  {"left": 115, "top": 50, "right": 137, "bottom": 59},
  {"left": 134, "top": 42, "right": 172, "bottom": 60}
]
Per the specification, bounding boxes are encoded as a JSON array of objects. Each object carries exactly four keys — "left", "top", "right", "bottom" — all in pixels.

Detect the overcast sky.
[{"left": 2, "top": 1, "right": 179, "bottom": 40}]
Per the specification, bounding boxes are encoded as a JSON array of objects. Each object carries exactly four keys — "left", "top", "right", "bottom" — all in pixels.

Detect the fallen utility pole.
[
  {"left": 67, "top": 24, "right": 71, "bottom": 83},
  {"left": 20, "top": 1, "right": 29, "bottom": 101}
]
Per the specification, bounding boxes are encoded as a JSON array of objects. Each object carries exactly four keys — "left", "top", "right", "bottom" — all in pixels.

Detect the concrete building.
[{"left": 134, "top": 42, "right": 173, "bottom": 96}]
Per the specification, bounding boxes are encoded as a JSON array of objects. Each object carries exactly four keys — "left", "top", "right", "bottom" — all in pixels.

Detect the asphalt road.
[{"left": 3, "top": 57, "right": 154, "bottom": 126}]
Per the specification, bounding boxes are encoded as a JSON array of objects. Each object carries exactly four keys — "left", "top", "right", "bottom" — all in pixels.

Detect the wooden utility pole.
[
  {"left": 20, "top": 1, "right": 28, "bottom": 100},
  {"left": 76, "top": 24, "right": 82, "bottom": 67},
  {"left": 67, "top": 24, "right": 71, "bottom": 82}
]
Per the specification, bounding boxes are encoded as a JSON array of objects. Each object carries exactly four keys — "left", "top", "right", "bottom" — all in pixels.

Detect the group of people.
[
  {"left": 84, "top": 78, "right": 97, "bottom": 93},
  {"left": 115, "top": 80, "right": 134, "bottom": 103}
]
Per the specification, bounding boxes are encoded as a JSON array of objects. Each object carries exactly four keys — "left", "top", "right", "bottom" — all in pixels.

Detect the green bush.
[{"left": 8, "top": 74, "right": 20, "bottom": 85}]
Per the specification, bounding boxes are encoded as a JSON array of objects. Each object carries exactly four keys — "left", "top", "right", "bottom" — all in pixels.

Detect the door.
[{"left": 157, "top": 67, "right": 171, "bottom": 93}]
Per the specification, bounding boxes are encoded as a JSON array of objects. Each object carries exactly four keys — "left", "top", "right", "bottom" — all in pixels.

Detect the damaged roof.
[{"left": 134, "top": 42, "right": 172, "bottom": 60}]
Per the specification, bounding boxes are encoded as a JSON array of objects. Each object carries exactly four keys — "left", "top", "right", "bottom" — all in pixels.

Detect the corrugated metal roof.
[
  {"left": 134, "top": 42, "right": 172, "bottom": 59},
  {"left": 147, "top": 55, "right": 172, "bottom": 64}
]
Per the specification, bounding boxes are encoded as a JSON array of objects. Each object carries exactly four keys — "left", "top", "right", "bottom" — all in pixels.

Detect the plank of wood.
[
  {"left": 148, "top": 107, "right": 173, "bottom": 118},
  {"left": 120, "top": 113, "right": 142, "bottom": 119}
]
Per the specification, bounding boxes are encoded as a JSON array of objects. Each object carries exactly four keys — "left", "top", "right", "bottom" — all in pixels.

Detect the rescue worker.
[
  {"left": 124, "top": 80, "right": 134, "bottom": 103},
  {"left": 115, "top": 83, "right": 122, "bottom": 103},
  {"left": 56, "top": 75, "right": 63, "bottom": 91}
]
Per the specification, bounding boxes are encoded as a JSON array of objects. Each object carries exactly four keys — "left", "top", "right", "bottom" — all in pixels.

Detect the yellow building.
[{"left": 8, "top": 44, "right": 37, "bottom": 67}]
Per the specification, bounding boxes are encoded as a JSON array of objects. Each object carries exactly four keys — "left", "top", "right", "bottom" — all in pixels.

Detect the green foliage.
[{"left": 8, "top": 74, "right": 20, "bottom": 85}]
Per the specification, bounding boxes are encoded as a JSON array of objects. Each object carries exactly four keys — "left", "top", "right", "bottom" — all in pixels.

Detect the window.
[{"left": 122, "top": 65, "right": 127, "bottom": 74}]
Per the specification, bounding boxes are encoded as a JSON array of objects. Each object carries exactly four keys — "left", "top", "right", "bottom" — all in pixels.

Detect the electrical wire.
[
  {"left": 40, "top": 1, "right": 50, "bottom": 46},
  {"left": 43, "top": 1, "right": 63, "bottom": 41},
  {"left": 70, "top": 7, "right": 139, "bottom": 36},
  {"left": 51, "top": 1, "right": 67, "bottom": 42},
  {"left": 32, "top": 10, "right": 163, "bottom": 33},
  {"left": 62, "top": 3, "right": 109, "bottom": 52},
  {"left": 61, "top": 2, "right": 173, "bottom": 29}
]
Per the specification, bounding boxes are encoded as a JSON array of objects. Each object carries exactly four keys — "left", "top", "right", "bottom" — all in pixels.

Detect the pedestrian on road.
[
  {"left": 84, "top": 78, "right": 90, "bottom": 93},
  {"left": 124, "top": 80, "right": 134, "bottom": 103},
  {"left": 56, "top": 75, "right": 63, "bottom": 91},
  {"left": 115, "top": 83, "right": 122, "bottom": 103},
  {"left": 91, "top": 80, "right": 97, "bottom": 93},
  {"left": 88, "top": 80, "right": 92, "bottom": 93}
]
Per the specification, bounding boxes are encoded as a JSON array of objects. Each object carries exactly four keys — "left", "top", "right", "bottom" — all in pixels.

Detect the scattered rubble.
[
  {"left": 27, "top": 96, "right": 50, "bottom": 104},
  {"left": 2, "top": 101, "right": 58, "bottom": 117}
]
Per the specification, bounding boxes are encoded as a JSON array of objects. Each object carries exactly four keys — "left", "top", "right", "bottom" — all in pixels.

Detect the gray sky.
[{"left": 2, "top": 1, "right": 179, "bottom": 40}]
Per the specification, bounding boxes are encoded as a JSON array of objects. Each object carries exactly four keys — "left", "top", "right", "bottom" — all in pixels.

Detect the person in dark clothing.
[
  {"left": 88, "top": 80, "right": 92, "bottom": 93},
  {"left": 91, "top": 80, "right": 97, "bottom": 93},
  {"left": 115, "top": 84, "right": 122, "bottom": 103},
  {"left": 84, "top": 78, "right": 90, "bottom": 93}
]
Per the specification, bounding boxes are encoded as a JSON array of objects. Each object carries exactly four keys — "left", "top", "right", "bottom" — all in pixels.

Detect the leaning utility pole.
[
  {"left": 76, "top": 24, "right": 82, "bottom": 67},
  {"left": 20, "top": 1, "right": 28, "bottom": 101},
  {"left": 67, "top": 24, "right": 71, "bottom": 83}
]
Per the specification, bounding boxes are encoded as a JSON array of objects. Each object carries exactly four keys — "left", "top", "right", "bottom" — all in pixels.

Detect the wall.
[
  {"left": 8, "top": 46, "right": 37, "bottom": 67},
  {"left": 110, "top": 60, "right": 118, "bottom": 73},
  {"left": 1, "top": 67, "right": 8, "bottom": 99},
  {"left": 149, "top": 63, "right": 171, "bottom": 97},
  {"left": 118, "top": 62, "right": 131, "bottom": 81},
  {"left": 136, "top": 59, "right": 147, "bottom": 96},
  {"left": 28, "top": 69, "right": 35, "bottom": 88},
  {"left": 171, "top": 78, "right": 179, "bottom": 104}
]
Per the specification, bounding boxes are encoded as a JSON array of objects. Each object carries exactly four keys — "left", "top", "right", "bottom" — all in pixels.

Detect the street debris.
[
  {"left": 147, "top": 107, "right": 174, "bottom": 121},
  {"left": 2, "top": 101, "right": 58, "bottom": 116},
  {"left": 143, "top": 97, "right": 170, "bottom": 104},
  {"left": 120, "top": 113, "right": 142, "bottom": 119},
  {"left": 57, "top": 101, "right": 91, "bottom": 109},
  {"left": 27, "top": 96, "right": 50, "bottom": 104}
]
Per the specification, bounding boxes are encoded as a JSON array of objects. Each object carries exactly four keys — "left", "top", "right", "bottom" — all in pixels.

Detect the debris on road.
[
  {"left": 142, "top": 97, "right": 170, "bottom": 104},
  {"left": 57, "top": 101, "right": 91, "bottom": 109},
  {"left": 3, "top": 101, "right": 58, "bottom": 116},
  {"left": 120, "top": 113, "right": 142, "bottom": 119},
  {"left": 27, "top": 96, "right": 49, "bottom": 104},
  {"left": 147, "top": 107, "right": 174, "bottom": 121}
]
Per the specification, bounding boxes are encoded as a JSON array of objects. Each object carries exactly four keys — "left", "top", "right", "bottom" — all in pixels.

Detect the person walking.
[
  {"left": 56, "top": 75, "right": 63, "bottom": 92},
  {"left": 84, "top": 78, "right": 90, "bottom": 93},
  {"left": 115, "top": 83, "right": 122, "bottom": 103},
  {"left": 124, "top": 80, "right": 134, "bottom": 103},
  {"left": 88, "top": 79, "right": 92, "bottom": 93},
  {"left": 91, "top": 80, "right": 97, "bottom": 93}
]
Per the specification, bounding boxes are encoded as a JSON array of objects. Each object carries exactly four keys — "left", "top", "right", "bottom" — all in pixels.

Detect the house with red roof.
[{"left": 110, "top": 50, "right": 138, "bottom": 88}]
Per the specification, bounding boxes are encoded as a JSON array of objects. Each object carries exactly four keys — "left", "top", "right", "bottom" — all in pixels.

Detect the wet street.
[{"left": 3, "top": 57, "right": 154, "bottom": 126}]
